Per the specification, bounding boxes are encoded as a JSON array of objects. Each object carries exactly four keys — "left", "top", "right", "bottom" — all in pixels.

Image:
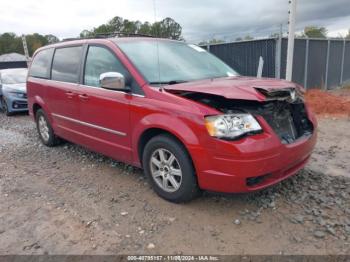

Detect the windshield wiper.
[{"left": 149, "top": 80, "right": 187, "bottom": 85}]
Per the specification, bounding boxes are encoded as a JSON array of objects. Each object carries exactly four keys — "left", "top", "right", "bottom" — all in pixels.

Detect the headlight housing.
[
  {"left": 9, "top": 92, "right": 26, "bottom": 98},
  {"left": 205, "top": 114, "right": 262, "bottom": 139}
]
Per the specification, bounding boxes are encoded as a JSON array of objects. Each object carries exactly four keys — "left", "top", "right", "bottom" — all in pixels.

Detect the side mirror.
[{"left": 99, "top": 72, "right": 131, "bottom": 92}]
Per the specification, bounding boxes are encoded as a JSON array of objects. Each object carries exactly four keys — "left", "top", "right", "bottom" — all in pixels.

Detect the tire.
[
  {"left": 1, "top": 97, "right": 13, "bottom": 116},
  {"left": 35, "top": 109, "right": 61, "bottom": 147},
  {"left": 142, "top": 134, "right": 200, "bottom": 203}
]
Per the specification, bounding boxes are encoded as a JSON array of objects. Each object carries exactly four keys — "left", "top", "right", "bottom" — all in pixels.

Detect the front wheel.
[
  {"left": 1, "top": 97, "right": 13, "bottom": 116},
  {"left": 143, "top": 134, "right": 200, "bottom": 203}
]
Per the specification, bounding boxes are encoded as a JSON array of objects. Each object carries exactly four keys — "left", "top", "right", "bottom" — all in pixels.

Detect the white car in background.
[{"left": 0, "top": 68, "right": 28, "bottom": 116}]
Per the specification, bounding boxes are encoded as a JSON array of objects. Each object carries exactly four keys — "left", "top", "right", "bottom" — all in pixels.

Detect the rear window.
[
  {"left": 29, "top": 48, "right": 54, "bottom": 79},
  {"left": 51, "top": 46, "right": 83, "bottom": 83}
]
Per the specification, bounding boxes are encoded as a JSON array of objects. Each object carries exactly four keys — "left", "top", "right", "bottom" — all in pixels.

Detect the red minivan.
[{"left": 27, "top": 37, "right": 317, "bottom": 203}]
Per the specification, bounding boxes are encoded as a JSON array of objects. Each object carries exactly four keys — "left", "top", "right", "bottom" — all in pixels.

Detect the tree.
[
  {"left": 0, "top": 32, "right": 58, "bottom": 56},
  {"left": 302, "top": 26, "right": 327, "bottom": 38},
  {"left": 122, "top": 19, "right": 138, "bottom": 34},
  {"left": 139, "top": 22, "right": 152, "bottom": 35},
  {"left": 25, "top": 33, "right": 48, "bottom": 56},
  {"left": 156, "top": 17, "right": 182, "bottom": 40},
  {"left": 244, "top": 35, "right": 254, "bottom": 40},
  {"left": 45, "top": 34, "right": 59, "bottom": 44},
  {"left": 79, "top": 16, "right": 183, "bottom": 40},
  {"left": 0, "top": 33, "right": 22, "bottom": 55},
  {"left": 235, "top": 37, "right": 242, "bottom": 41},
  {"left": 80, "top": 30, "right": 93, "bottom": 38},
  {"left": 108, "top": 16, "right": 124, "bottom": 32}
]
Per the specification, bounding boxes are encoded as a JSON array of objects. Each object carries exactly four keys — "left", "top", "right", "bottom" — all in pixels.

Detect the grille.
[
  {"left": 12, "top": 101, "right": 28, "bottom": 109},
  {"left": 257, "top": 101, "right": 313, "bottom": 144}
]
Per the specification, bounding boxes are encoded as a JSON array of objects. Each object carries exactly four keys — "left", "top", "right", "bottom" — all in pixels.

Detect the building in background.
[{"left": 0, "top": 53, "right": 28, "bottom": 70}]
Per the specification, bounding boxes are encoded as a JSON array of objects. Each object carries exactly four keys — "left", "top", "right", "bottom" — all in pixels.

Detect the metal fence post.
[
  {"left": 325, "top": 40, "right": 330, "bottom": 89},
  {"left": 303, "top": 39, "right": 309, "bottom": 89},
  {"left": 257, "top": 56, "right": 264, "bottom": 78},
  {"left": 206, "top": 45, "right": 210, "bottom": 52},
  {"left": 275, "top": 37, "right": 282, "bottom": 79},
  {"left": 340, "top": 39, "right": 346, "bottom": 85}
]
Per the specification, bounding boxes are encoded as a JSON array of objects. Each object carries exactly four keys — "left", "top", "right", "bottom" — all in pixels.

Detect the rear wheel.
[
  {"left": 143, "top": 134, "right": 200, "bottom": 203},
  {"left": 35, "top": 109, "right": 61, "bottom": 147}
]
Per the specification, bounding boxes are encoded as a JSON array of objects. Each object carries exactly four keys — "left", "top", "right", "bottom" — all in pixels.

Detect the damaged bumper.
[
  {"left": 165, "top": 77, "right": 318, "bottom": 193},
  {"left": 190, "top": 111, "right": 317, "bottom": 193}
]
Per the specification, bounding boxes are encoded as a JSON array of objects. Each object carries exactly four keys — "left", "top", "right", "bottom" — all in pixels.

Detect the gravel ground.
[{"left": 0, "top": 113, "right": 349, "bottom": 255}]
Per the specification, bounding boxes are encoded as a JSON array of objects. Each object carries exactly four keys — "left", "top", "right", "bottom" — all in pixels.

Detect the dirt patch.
[
  {"left": 305, "top": 89, "right": 350, "bottom": 117},
  {"left": 0, "top": 113, "right": 349, "bottom": 255},
  {"left": 304, "top": 89, "right": 350, "bottom": 177},
  {"left": 308, "top": 118, "right": 350, "bottom": 177}
]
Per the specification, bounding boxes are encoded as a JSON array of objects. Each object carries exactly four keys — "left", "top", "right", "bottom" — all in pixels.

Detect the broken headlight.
[{"left": 205, "top": 114, "right": 262, "bottom": 139}]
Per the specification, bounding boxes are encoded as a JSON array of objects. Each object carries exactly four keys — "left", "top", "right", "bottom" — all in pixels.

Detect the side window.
[
  {"left": 51, "top": 46, "right": 83, "bottom": 83},
  {"left": 84, "top": 46, "right": 129, "bottom": 87},
  {"left": 29, "top": 48, "right": 54, "bottom": 79}
]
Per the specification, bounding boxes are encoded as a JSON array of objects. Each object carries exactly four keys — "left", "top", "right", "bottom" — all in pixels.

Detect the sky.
[{"left": 1, "top": 0, "right": 350, "bottom": 43}]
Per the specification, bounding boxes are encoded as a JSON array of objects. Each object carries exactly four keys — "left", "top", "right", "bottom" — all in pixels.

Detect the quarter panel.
[{"left": 27, "top": 77, "right": 49, "bottom": 119}]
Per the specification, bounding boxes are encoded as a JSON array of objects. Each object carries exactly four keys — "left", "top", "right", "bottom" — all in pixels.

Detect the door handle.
[
  {"left": 65, "top": 91, "right": 75, "bottom": 99},
  {"left": 78, "top": 94, "right": 89, "bottom": 101}
]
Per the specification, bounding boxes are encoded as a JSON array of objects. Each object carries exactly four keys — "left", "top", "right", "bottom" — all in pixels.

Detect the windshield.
[
  {"left": 117, "top": 40, "right": 238, "bottom": 84},
  {"left": 1, "top": 69, "right": 27, "bottom": 84}
]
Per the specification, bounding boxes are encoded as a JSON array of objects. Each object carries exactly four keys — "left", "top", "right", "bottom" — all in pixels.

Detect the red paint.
[
  {"left": 27, "top": 38, "right": 317, "bottom": 193},
  {"left": 164, "top": 76, "right": 302, "bottom": 101}
]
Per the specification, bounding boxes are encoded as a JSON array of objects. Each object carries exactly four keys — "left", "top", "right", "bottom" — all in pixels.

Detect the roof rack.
[
  {"left": 62, "top": 31, "right": 156, "bottom": 42},
  {"left": 95, "top": 32, "right": 155, "bottom": 38}
]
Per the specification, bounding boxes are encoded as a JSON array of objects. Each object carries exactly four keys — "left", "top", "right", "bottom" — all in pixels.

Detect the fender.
[
  {"left": 131, "top": 112, "right": 201, "bottom": 166},
  {"left": 30, "top": 95, "right": 53, "bottom": 123}
]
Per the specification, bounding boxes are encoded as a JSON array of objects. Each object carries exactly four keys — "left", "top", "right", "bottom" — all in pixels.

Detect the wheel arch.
[
  {"left": 138, "top": 128, "right": 182, "bottom": 166},
  {"left": 30, "top": 96, "right": 51, "bottom": 121},
  {"left": 136, "top": 126, "right": 199, "bottom": 172},
  {"left": 32, "top": 103, "right": 42, "bottom": 118},
  {"left": 132, "top": 113, "right": 201, "bottom": 168}
]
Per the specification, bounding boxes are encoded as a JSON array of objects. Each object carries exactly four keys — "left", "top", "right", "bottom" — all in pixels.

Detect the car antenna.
[{"left": 153, "top": 0, "right": 163, "bottom": 92}]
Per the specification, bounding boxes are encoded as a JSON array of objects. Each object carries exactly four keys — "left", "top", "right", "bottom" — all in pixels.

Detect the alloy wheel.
[
  {"left": 38, "top": 115, "right": 50, "bottom": 142},
  {"left": 150, "top": 148, "right": 182, "bottom": 193}
]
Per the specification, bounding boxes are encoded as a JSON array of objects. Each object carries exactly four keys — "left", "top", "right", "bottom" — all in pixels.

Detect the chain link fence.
[{"left": 202, "top": 37, "right": 350, "bottom": 89}]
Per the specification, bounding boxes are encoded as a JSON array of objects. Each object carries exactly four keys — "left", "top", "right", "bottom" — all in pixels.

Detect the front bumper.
[
  {"left": 190, "top": 115, "right": 317, "bottom": 193},
  {"left": 3, "top": 95, "right": 28, "bottom": 112}
]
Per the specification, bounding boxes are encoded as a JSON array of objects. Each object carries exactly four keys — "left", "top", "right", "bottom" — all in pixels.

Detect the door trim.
[{"left": 52, "top": 113, "right": 127, "bottom": 137}]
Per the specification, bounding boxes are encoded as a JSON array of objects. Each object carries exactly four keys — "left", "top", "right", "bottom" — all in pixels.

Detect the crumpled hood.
[
  {"left": 2, "top": 83, "right": 27, "bottom": 93},
  {"left": 164, "top": 76, "right": 300, "bottom": 102}
]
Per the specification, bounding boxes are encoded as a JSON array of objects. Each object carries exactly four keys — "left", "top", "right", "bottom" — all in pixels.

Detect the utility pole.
[
  {"left": 286, "top": 0, "right": 297, "bottom": 81},
  {"left": 275, "top": 24, "right": 283, "bottom": 79},
  {"left": 21, "top": 34, "right": 30, "bottom": 67}
]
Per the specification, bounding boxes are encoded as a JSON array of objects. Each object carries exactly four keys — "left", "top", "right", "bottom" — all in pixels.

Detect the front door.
[{"left": 76, "top": 45, "right": 132, "bottom": 163}]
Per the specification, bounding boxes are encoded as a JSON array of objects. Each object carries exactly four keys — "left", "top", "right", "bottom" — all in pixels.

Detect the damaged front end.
[{"left": 173, "top": 88, "right": 314, "bottom": 144}]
